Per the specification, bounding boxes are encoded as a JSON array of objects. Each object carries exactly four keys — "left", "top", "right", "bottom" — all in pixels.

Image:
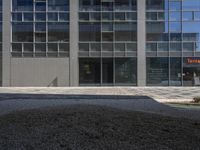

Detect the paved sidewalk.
[{"left": 0, "top": 87, "right": 199, "bottom": 102}]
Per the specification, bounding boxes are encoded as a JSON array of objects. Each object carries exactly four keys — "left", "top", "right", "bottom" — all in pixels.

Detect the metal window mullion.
[
  {"left": 57, "top": 42, "right": 59, "bottom": 57},
  {"left": 181, "top": 0, "right": 184, "bottom": 86}
]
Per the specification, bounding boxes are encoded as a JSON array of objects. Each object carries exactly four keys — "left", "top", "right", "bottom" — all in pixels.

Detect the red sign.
[{"left": 187, "top": 58, "right": 200, "bottom": 64}]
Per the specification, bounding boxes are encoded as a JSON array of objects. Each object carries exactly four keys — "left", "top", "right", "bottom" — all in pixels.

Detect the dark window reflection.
[
  {"left": 147, "top": 57, "right": 169, "bottom": 86},
  {"left": 115, "top": 58, "right": 137, "bottom": 85},
  {"left": 79, "top": 58, "right": 101, "bottom": 85}
]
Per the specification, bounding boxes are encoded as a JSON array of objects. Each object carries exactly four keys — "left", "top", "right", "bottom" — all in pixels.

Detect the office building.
[{"left": 1, "top": 0, "right": 200, "bottom": 86}]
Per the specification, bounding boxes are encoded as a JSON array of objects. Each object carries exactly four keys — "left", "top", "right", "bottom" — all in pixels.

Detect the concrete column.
[
  {"left": 137, "top": 0, "right": 146, "bottom": 86},
  {"left": 2, "top": 0, "right": 11, "bottom": 86},
  {"left": 69, "top": 0, "right": 79, "bottom": 86}
]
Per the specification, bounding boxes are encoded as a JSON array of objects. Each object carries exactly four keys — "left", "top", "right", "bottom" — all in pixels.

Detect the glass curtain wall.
[
  {"left": 79, "top": 0, "right": 137, "bottom": 86},
  {"left": 11, "top": 0, "right": 69, "bottom": 57},
  {"left": 146, "top": 0, "right": 200, "bottom": 86}
]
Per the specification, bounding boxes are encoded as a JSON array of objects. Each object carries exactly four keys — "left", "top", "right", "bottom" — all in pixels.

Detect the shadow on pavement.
[{"left": 0, "top": 93, "right": 199, "bottom": 120}]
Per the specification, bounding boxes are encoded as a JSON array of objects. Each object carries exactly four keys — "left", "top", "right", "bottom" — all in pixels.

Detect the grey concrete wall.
[
  {"left": 2, "top": 0, "right": 11, "bottom": 86},
  {"left": 137, "top": 0, "right": 146, "bottom": 86},
  {"left": 10, "top": 58, "right": 70, "bottom": 87}
]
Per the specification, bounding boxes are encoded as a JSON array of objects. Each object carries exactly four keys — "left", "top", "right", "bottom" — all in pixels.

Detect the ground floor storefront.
[{"left": 79, "top": 57, "right": 200, "bottom": 86}]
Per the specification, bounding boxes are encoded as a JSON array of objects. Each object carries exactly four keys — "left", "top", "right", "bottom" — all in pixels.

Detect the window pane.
[
  {"left": 12, "top": 23, "right": 33, "bottom": 42},
  {"left": 13, "top": 0, "right": 33, "bottom": 11},
  {"left": 48, "top": 0, "right": 69, "bottom": 11},
  {"left": 79, "top": 58, "right": 101, "bottom": 85},
  {"left": 115, "top": 58, "right": 137, "bottom": 85},
  {"left": 147, "top": 57, "right": 169, "bottom": 86}
]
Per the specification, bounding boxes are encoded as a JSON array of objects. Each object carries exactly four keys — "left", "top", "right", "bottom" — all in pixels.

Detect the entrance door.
[{"left": 102, "top": 58, "right": 113, "bottom": 85}]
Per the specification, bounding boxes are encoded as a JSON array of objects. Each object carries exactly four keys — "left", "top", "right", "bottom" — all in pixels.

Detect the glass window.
[
  {"left": 79, "top": 0, "right": 100, "bottom": 11},
  {"left": 146, "top": 12, "right": 157, "bottom": 20},
  {"left": 79, "top": 43, "right": 89, "bottom": 52},
  {"left": 126, "top": 12, "right": 137, "bottom": 20},
  {"left": 59, "top": 43, "right": 69, "bottom": 52},
  {"left": 35, "top": 43, "right": 46, "bottom": 53},
  {"left": 102, "top": 23, "right": 113, "bottom": 32},
  {"left": 35, "top": 33, "right": 46, "bottom": 42},
  {"left": 169, "top": 1, "right": 181, "bottom": 10},
  {"left": 79, "top": 13, "right": 89, "bottom": 21},
  {"left": 183, "top": 22, "right": 200, "bottom": 33},
  {"left": 147, "top": 57, "right": 169, "bottom": 86},
  {"left": 102, "top": 1, "right": 113, "bottom": 11},
  {"left": 183, "top": 0, "right": 200, "bottom": 10},
  {"left": 147, "top": 33, "right": 169, "bottom": 41},
  {"left": 169, "top": 22, "right": 181, "bottom": 32},
  {"left": 194, "top": 12, "right": 200, "bottom": 20},
  {"left": 48, "top": 13, "right": 58, "bottom": 21},
  {"left": 35, "top": 23, "right": 46, "bottom": 32},
  {"left": 90, "top": 13, "right": 101, "bottom": 21},
  {"left": 115, "top": 22, "right": 137, "bottom": 41},
  {"left": 195, "top": 43, "right": 200, "bottom": 51},
  {"left": 102, "top": 13, "right": 113, "bottom": 21},
  {"left": 35, "top": 13, "right": 46, "bottom": 21},
  {"left": 12, "top": 13, "right": 22, "bottom": 21},
  {"left": 24, "top": 43, "right": 33, "bottom": 52},
  {"left": 183, "top": 42, "right": 194, "bottom": 51},
  {"left": 12, "top": 22, "right": 33, "bottom": 42},
  {"left": 13, "top": 0, "right": 33, "bottom": 11},
  {"left": 102, "top": 33, "right": 113, "bottom": 41},
  {"left": 102, "top": 58, "right": 113, "bottom": 84},
  {"left": 24, "top": 13, "right": 33, "bottom": 21},
  {"left": 35, "top": 2, "right": 46, "bottom": 11},
  {"left": 102, "top": 43, "right": 113, "bottom": 51},
  {"left": 127, "top": 43, "right": 137, "bottom": 51},
  {"left": 115, "top": 0, "right": 137, "bottom": 11},
  {"left": 169, "top": 12, "right": 181, "bottom": 21},
  {"left": 158, "top": 43, "right": 169, "bottom": 51},
  {"left": 79, "top": 58, "right": 101, "bottom": 85},
  {"left": 183, "top": 12, "right": 193, "bottom": 21},
  {"left": 48, "top": 0, "right": 69, "bottom": 11},
  {"left": 91, "top": 43, "right": 101, "bottom": 52},
  {"left": 146, "top": 0, "right": 165, "bottom": 10},
  {"left": 146, "top": 43, "right": 157, "bottom": 51},
  {"left": 115, "top": 58, "right": 137, "bottom": 85},
  {"left": 183, "top": 33, "right": 200, "bottom": 41},
  {"left": 115, "top": 43, "right": 125, "bottom": 52},
  {"left": 147, "top": 22, "right": 168, "bottom": 33},
  {"left": 79, "top": 22, "right": 101, "bottom": 41},
  {"left": 170, "top": 42, "right": 182, "bottom": 51},
  {"left": 48, "top": 43, "right": 58, "bottom": 52},
  {"left": 170, "top": 58, "right": 182, "bottom": 86},
  {"left": 59, "top": 13, "right": 69, "bottom": 21},
  {"left": 115, "top": 13, "right": 125, "bottom": 21},
  {"left": 48, "top": 22, "right": 69, "bottom": 42},
  {"left": 12, "top": 43, "right": 22, "bottom": 52},
  {"left": 170, "top": 33, "right": 182, "bottom": 41}
]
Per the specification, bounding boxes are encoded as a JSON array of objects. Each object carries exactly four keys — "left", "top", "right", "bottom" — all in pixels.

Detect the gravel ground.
[{"left": 0, "top": 105, "right": 200, "bottom": 150}]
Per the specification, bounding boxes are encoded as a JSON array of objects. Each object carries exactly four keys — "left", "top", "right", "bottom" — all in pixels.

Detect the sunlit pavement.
[{"left": 0, "top": 87, "right": 199, "bottom": 102}]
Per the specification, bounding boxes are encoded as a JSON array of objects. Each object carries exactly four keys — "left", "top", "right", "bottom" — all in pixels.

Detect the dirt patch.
[{"left": 0, "top": 105, "right": 200, "bottom": 150}]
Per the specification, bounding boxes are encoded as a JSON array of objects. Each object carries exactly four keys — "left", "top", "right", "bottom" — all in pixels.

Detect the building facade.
[{"left": 1, "top": 0, "right": 200, "bottom": 87}]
